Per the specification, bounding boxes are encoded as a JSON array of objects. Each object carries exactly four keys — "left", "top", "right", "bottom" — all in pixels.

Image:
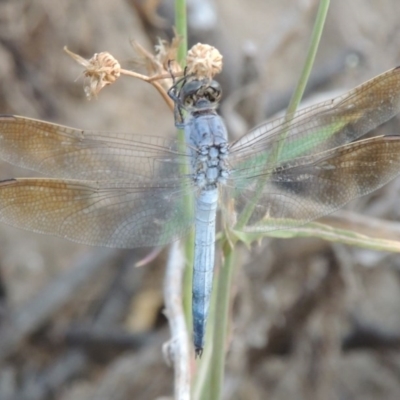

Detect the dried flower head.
[
  {"left": 64, "top": 47, "right": 121, "bottom": 99},
  {"left": 186, "top": 43, "right": 223, "bottom": 80},
  {"left": 63, "top": 41, "right": 224, "bottom": 113}
]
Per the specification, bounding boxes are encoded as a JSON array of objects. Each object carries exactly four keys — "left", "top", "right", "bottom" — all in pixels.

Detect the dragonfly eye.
[
  {"left": 180, "top": 80, "right": 203, "bottom": 104},
  {"left": 204, "top": 81, "right": 222, "bottom": 103},
  {"left": 179, "top": 79, "right": 222, "bottom": 107},
  {"left": 205, "top": 87, "right": 222, "bottom": 103}
]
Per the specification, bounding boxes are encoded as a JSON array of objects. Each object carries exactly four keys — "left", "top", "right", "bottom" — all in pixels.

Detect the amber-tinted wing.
[
  {"left": 225, "top": 66, "right": 400, "bottom": 231},
  {"left": 0, "top": 115, "right": 189, "bottom": 180},
  {"left": 229, "top": 66, "right": 400, "bottom": 169},
  {"left": 0, "top": 116, "right": 195, "bottom": 247},
  {"left": 0, "top": 178, "right": 194, "bottom": 248},
  {"left": 224, "top": 136, "right": 400, "bottom": 232}
]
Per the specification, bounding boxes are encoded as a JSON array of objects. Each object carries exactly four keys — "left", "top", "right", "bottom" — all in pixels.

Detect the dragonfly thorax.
[
  {"left": 191, "top": 139, "right": 229, "bottom": 189},
  {"left": 184, "top": 108, "right": 230, "bottom": 190}
]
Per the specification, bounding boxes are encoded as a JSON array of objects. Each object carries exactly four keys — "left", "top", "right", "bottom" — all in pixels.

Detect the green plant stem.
[
  {"left": 182, "top": 230, "right": 194, "bottom": 328},
  {"left": 196, "top": 239, "right": 237, "bottom": 400},
  {"left": 174, "top": 0, "right": 193, "bottom": 341},
  {"left": 209, "top": 240, "right": 237, "bottom": 398},
  {"left": 175, "top": 0, "right": 188, "bottom": 64},
  {"left": 286, "top": 0, "right": 330, "bottom": 115},
  {"left": 236, "top": 0, "right": 331, "bottom": 233}
]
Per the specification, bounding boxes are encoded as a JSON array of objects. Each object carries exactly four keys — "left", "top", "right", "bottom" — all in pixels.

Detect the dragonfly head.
[{"left": 179, "top": 79, "right": 222, "bottom": 111}]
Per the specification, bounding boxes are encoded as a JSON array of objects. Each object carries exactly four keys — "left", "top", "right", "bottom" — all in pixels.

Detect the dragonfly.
[{"left": 1, "top": 67, "right": 400, "bottom": 356}]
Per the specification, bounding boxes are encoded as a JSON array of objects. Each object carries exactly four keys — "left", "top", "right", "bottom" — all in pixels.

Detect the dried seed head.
[
  {"left": 186, "top": 43, "right": 223, "bottom": 80},
  {"left": 64, "top": 47, "right": 121, "bottom": 99}
]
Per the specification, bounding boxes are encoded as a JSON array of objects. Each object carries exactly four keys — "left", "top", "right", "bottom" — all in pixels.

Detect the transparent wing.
[
  {"left": 224, "top": 136, "right": 400, "bottom": 232},
  {"left": 0, "top": 115, "right": 190, "bottom": 180},
  {"left": 0, "top": 178, "right": 195, "bottom": 248},
  {"left": 229, "top": 66, "right": 400, "bottom": 171}
]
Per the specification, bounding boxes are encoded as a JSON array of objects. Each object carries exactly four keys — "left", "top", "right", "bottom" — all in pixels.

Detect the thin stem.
[
  {"left": 174, "top": 0, "right": 194, "bottom": 347},
  {"left": 286, "top": 0, "right": 330, "bottom": 115},
  {"left": 121, "top": 69, "right": 174, "bottom": 110},
  {"left": 209, "top": 240, "right": 237, "bottom": 399},
  {"left": 175, "top": 0, "right": 188, "bottom": 65},
  {"left": 236, "top": 0, "right": 331, "bottom": 231}
]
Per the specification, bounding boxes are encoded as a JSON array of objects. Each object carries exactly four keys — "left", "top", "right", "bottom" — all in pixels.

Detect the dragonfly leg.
[{"left": 168, "top": 68, "right": 189, "bottom": 128}]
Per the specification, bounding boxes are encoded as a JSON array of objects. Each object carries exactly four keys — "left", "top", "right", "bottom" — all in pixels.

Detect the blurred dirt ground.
[{"left": 1, "top": 0, "right": 400, "bottom": 399}]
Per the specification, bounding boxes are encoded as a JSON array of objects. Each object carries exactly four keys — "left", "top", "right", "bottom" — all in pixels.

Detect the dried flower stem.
[{"left": 119, "top": 68, "right": 175, "bottom": 111}]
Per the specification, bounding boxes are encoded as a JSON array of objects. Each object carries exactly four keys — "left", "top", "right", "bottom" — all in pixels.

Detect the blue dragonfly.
[{"left": 1, "top": 66, "right": 400, "bottom": 355}]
